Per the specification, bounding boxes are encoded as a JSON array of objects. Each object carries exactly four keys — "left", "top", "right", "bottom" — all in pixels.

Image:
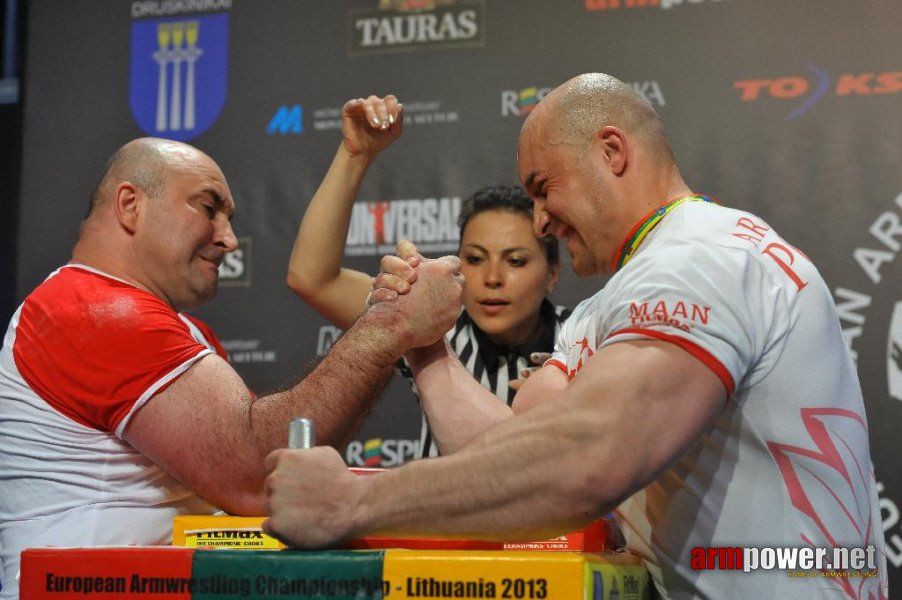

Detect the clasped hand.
[{"left": 366, "top": 240, "right": 465, "bottom": 350}]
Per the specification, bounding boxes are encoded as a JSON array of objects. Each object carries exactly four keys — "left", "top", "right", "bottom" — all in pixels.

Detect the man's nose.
[
  {"left": 216, "top": 217, "right": 239, "bottom": 252},
  {"left": 533, "top": 201, "right": 551, "bottom": 238}
]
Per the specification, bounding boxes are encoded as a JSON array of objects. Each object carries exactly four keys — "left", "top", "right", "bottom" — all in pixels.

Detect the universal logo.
[
  {"left": 348, "top": 0, "right": 485, "bottom": 55},
  {"left": 344, "top": 196, "right": 461, "bottom": 257},
  {"left": 218, "top": 236, "right": 251, "bottom": 287}
]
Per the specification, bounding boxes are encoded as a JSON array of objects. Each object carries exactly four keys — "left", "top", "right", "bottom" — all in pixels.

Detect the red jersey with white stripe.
[
  {"left": 549, "top": 201, "right": 888, "bottom": 599},
  {"left": 0, "top": 265, "right": 223, "bottom": 598}
]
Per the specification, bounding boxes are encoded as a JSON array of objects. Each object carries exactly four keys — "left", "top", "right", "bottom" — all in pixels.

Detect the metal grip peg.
[{"left": 288, "top": 417, "right": 315, "bottom": 449}]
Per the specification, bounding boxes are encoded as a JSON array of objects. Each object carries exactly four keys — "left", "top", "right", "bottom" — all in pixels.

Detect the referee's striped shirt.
[{"left": 400, "top": 299, "right": 571, "bottom": 459}]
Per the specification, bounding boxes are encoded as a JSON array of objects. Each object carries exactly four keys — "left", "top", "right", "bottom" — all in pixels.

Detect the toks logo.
[
  {"left": 345, "top": 197, "right": 461, "bottom": 256},
  {"left": 345, "top": 438, "right": 420, "bottom": 467},
  {"left": 734, "top": 64, "right": 902, "bottom": 120},
  {"left": 502, "top": 81, "right": 665, "bottom": 117}
]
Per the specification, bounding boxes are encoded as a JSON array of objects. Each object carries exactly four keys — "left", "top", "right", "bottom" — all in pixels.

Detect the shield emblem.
[{"left": 129, "top": 14, "right": 228, "bottom": 141}]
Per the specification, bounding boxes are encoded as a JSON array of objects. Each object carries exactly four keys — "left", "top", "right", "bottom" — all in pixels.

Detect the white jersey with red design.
[
  {"left": 548, "top": 201, "right": 888, "bottom": 599},
  {"left": 0, "top": 265, "right": 223, "bottom": 599}
]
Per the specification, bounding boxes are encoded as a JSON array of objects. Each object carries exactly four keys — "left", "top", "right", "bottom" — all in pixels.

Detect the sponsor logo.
[
  {"left": 267, "top": 104, "right": 303, "bottom": 135},
  {"left": 732, "top": 216, "right": 809, "bottom": 292},
  {"left": 629, "top": 300, "right": 710, "bottom": 331},
  {"left": 345, "top": 196, "right": 461, "bottom": 257},
  {"left": 346, "top": 438, "right": 420, "bottom": 467},
  {"left": 501, "top": 87, "right": 550, "bottom": 117},
  {"left": 349, "top": 0, "right": 484, "bottom": 55},
  {"left": 501, "top": 81, "right": 665, "bottom": 117},
  {"left": 833, "top": 192, "right": 902, "bottom": 568},
  {"left": 691, "top": 545, "right": 879, "bottom": 575},
  {"left": 317, "top": 326, "right": 344, "bottom": 356},
  {"left": 220, "top": 339, "right": 277, "bottom": 364},
  {"left": 312, "top": 99, "right": 458, "bottom": 131},
  {"left": 218, "top": 236, "right": 251, "bottom": 287},
  {"left": 130, "top": 6, "right": 229, "bottom": 141},
  {"left": 585, "top": 0, "right": 733, "bottom": 11},
  {"left": 734, "top": 64, "right": 902, "bottom": 120},
  {"left": 195, "top": 530, "right": 263, "bottom": 539}
]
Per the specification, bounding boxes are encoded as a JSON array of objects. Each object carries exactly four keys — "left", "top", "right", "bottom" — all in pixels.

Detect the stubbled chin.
[{"left": 568, "top": 252, "right": 596, "bottom": 277}]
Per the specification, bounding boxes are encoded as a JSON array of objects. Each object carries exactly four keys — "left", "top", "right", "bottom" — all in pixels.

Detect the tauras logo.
[
  {"left": 501, "top": 81, "right": 665, "bottom": 117},
  {"left": 349, "top": 0, "right": 484, "bottom": 54},
  {"left": 345, "top": 197, "right": 461, "bottom": 256}
]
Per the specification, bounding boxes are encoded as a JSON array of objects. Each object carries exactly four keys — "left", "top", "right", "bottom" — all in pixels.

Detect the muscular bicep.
[
  {"left": 123, "top": 354, "right": 264, "bottom": 514},
  {"left": 566, "top": 339, "right": 727, "bottom": 495},
  {"left": 511, "top": 364, "right": 568, "bottom": 414}
]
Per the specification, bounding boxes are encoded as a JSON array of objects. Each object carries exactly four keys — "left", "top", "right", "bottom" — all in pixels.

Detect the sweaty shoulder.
[{"left": 13, "top": 266, "right": 214, "bottom": 433}]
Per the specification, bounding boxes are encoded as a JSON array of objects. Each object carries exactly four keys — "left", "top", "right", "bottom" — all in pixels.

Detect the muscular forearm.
[
  {"left": 253, "top": 308, "right": 403, "bottom": 454},
  {"left": 350, "top": 395, "right": 615, "bottom": 541},
  {"left": 407, "top": 342, "right": 513, "bottom": 454},
  {"left": 287, "top": 145, "right": 376, "bottom": 329},
  {"left": 349, "top": 340, "right": 727, "bottom": 541},
  {"left": 264, "top": 340, "right": 728, "bottom": 547}
]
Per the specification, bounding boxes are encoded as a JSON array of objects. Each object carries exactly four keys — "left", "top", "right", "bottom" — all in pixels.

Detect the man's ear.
[
  {"left": 597, "top": 126, "right": 628, "bottom": 176},
  {"left": 113, "top": 182, "right": 141, "bottom": 234}
]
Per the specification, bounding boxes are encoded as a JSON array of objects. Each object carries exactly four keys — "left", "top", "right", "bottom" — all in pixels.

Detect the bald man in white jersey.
[{"left": 264, "top": 74, "right": 888, "bottom": 599}]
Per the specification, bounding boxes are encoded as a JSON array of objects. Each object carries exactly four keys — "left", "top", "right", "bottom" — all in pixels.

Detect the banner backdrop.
[{"left": 14, "top": 0, "right": 902, "bottom": 588}]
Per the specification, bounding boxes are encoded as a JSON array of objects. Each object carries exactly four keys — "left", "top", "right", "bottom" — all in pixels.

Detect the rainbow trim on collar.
[{"left": 611, "top": 194, "right": 715, "bottom": 272}]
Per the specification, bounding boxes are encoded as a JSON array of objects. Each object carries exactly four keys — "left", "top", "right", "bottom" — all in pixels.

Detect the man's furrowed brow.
[{"left": 523, "top": 171, "right": 540, "bottom": 194}]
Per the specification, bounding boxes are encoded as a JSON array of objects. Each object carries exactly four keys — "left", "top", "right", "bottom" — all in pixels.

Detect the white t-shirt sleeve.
[{"left": 597, "top": 240, "right": 784, "bottom": 396}]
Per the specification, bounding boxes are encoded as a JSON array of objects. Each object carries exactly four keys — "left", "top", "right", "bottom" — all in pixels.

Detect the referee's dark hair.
[{"left": 457, "top": 184, "right": 560, "bottom": 265}]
